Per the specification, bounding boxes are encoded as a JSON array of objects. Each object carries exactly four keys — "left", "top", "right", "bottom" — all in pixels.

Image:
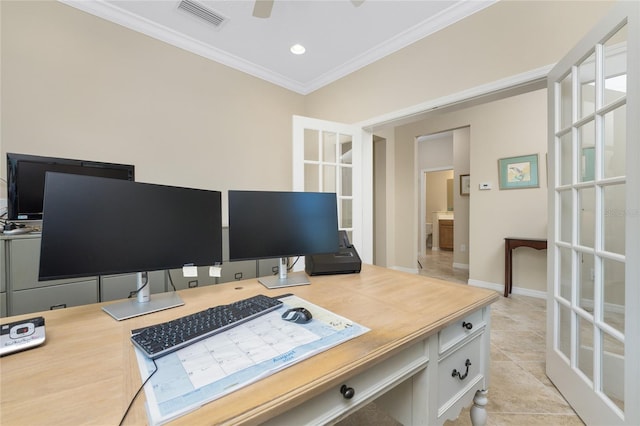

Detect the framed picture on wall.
[
  {"left": 460, "top": 174, "right": 470, "bottom": 195},
  {"left": 498, "top": 154, "right": 539, "bottom": 189}
]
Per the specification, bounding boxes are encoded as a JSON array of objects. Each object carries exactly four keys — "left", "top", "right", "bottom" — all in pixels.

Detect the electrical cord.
[
  {"left": 287, "top": 256, "right": 301, "bottom": 271},
  {"left": 167, "top": 269, "right": 177, "bottom": 291},
  {"left": 118, "top": 358, "right": 158, "bottom": 426},
  {"left": 128, "top": 272, "right": 149, "bottom": 298}
]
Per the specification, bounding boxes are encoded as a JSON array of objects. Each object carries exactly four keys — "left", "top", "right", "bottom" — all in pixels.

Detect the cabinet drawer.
[
  {"left": 1, "top": 242, "right": 6, "bottom": 292},
  {"left": 437, "top": 333, "right": 483, "bottom": 420},
  {"left": 11, "top": 280, "right": 98, "bottom": 315},
  {"left": 9, "top": 238, "right": 96, "bottom": 290},
  {"left": 167, "top": 267, "right": 215, "bottom": 290},
  {"left": 0, "top": 292, "right": 6, "bottom": 318},
  {"left": 262, "top": 340, "right": 429, "bottom": 426},
  {"left": 439, "top": 308, "right": 485, "bottom": 354},
  {"left": 219, "top": 260, "right": 256, "bottom": 283},
  {"left": 258, "top": 258, "right": 280, "bottom": 277}
]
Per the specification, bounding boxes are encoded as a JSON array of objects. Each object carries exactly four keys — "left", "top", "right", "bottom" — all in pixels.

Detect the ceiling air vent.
[{"left": 178, "top": 0, "right": 228, "bottom": 28}]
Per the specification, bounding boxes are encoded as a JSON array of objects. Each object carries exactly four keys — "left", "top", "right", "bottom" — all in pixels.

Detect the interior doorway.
[{"left": 416, "top": 130, "right": 454, "bottom": 257}]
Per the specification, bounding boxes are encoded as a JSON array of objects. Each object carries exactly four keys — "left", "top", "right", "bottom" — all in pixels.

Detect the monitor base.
[
  {"left": 259, "top": 272, "right": 310, "bottom": 289},
  {"left": 102, "top": 292, "right": 184, "bottom": 321}
]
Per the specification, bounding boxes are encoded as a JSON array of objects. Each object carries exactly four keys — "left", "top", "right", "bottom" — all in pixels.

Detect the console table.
[
  {"left": 504, "top": 237, "right": 548, "bottom": 297},
  {"left": 1, "top": 264, "right": 498, "bottom": 425}
]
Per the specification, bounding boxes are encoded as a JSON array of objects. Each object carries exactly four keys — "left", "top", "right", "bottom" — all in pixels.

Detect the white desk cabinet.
[{"left": 263, "top": 305, "right": 491, "bottom": 426}]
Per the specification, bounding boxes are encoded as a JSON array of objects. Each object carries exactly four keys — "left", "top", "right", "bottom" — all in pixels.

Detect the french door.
[
  {"left": 292, "top": 115, "right": 372, "bottom": 264},
  {"left": 547, "top": 2, "right": 639, "bottom": 425}
]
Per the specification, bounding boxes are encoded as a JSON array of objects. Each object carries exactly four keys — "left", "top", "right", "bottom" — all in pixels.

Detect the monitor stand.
[
  {"left": 102, "top": 272, "right": 184, "bottom": 321},
  {"left": 258, "top": 257, "right": 311, "bottom": 289}
]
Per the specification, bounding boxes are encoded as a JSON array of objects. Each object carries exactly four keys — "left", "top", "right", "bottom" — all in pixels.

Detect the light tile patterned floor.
[{"left": 338, "top": 251, "right": 584, "bottom": 425}]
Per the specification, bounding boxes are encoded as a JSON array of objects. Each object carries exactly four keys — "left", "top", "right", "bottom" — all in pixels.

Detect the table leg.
[
  {"left": 504, "top": 244, "right": 512, "bottom": 297},
  {"left": 470, "top": 389, "right": 488, "bottom": 426}
]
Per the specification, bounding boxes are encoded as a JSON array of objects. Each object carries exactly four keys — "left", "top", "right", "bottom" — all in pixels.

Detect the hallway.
[{"left": 418, "top": 249, "right": 468, "bottom": 284}]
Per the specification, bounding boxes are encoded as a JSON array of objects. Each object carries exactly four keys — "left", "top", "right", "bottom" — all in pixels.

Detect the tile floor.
[{"left": 338, "top": 250, "right": 584, "bottom": 425}]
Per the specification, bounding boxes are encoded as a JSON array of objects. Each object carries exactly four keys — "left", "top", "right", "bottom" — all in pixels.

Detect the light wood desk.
[{"left": 0, "top": 264, "right": 498, "bottom": 425}]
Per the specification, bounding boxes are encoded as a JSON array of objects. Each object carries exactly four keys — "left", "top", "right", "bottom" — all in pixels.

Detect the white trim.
[
  {"left": 468, "top": 279, "right": 546, "bottom": 299},
  {"left": 390, "top": 266, "right": 420, "bottom": 275},
  {"left": 356, "top": 65, "right": 553, "bottom": 131},
  {"left": 60, "top": 0, "right": 307, "bottom": 93},
  {"left": 306, "top": 1, "right": 497, "bottom": 94},
  {"left": 453, "top": 263, "right": 469, "bottom": 270},
  {"left": 59, "top": 0, "right": 496, "bottom": 95}
]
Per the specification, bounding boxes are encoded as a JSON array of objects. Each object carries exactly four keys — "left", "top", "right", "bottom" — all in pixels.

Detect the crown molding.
[
  {"left": 60, "top": 0, "right": 496, "bottom": 95},
  {"left": 305, "top": 0, "right": 496, "bottom": 94}
]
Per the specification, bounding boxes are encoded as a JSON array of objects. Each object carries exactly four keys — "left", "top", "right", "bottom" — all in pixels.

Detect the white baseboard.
[
  {"left": 467, "top": 279, "right": 547, "bottom": 299},
  {"left": 391, "top": 266, "right": 420, "bottom": 274}
]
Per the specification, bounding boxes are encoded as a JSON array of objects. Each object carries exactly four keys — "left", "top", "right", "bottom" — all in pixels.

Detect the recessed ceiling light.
[{"left": 290, "top": 44, "right": 306, "bottom": 55}]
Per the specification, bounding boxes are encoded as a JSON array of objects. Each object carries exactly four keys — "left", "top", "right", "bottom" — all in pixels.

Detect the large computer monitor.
[
  {"left": 6, "top": 152, "right": 135, "bottom": 221},
  {"left": 228, "top": 190, "right": 339, "bottom": 288},
  {"left": 39, "top": 172, "right": 222, "bottom": 320}
]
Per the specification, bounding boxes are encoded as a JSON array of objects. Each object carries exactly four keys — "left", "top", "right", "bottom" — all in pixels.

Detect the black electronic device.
[
  {"left": 131, "top": 294, "right": 283, "bottom": 359},
  {"left": 39, "top": 173, "right": 223, "bottom": 320},
  {"left": 281, "top": 307, "right": 313, "bottom": 324},
  {"left": 6, "top": 152, "right": 135, "bottom": 221},
  {"left": 305, "top": 230, "right": 362, "bottom": 276},
  {"left": 228, "top": 190, "right": 339, "bottom": 288}
]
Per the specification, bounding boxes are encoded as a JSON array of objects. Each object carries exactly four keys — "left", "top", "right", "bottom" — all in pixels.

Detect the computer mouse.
[{"left": 281, "top": 307, "right": 312, "bottom": 324}]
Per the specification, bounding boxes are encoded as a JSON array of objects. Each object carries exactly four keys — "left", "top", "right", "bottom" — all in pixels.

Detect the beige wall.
[
  {"left": 452, "top": 127, "right": 470, "bottom": 268},
  {"left": 0, "top": 0, "right": 304, "bottom": 222},
  {"left": 395, "top": 89, "right": 548, "bottom": 293},
  {"left": 304, "top": 1, "right": 615, "bottom": 124}
]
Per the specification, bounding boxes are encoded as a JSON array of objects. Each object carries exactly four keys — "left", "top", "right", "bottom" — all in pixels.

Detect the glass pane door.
[
  {"left": 547, "top": 4, "right": 639, "bottom": 423},
  {"left": 292, "top": 115, "right": 372, "bottom": 263}
]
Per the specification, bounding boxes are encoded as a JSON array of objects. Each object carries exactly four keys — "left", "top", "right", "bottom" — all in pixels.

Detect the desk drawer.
[
  {"left": 262, "top": 340, "right": 429, "bottom": 426},
  {"left": 439, "top": 308, "right": 485, "bottom": 354},
  {"left": 437, "top": 333, "right": 483, "bottom": 420}
]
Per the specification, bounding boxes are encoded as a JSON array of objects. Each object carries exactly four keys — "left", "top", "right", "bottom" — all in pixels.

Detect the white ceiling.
[{"left": 62, "top": 0, "right": 495, "bottom": 95}]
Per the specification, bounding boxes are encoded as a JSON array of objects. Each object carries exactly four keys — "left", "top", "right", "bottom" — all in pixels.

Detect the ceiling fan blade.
[{"left": 253, "top": 0, "right": 274, "bottom": 18}]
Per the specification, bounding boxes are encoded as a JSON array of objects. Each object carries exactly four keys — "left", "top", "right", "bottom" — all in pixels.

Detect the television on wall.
[{"left": 6, "top": 152, "right": 135, "bottom": 221}]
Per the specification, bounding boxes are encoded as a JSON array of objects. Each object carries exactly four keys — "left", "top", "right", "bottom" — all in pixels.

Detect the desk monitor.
[
  {"left": 228, "top": 190, "right": 339, "bottom": 288},
  {"left": 6, "top": 152, "right": 134, "bottom": 221},
  {"left": 39, "top": 173, "right": 222, "bottom": 320}
]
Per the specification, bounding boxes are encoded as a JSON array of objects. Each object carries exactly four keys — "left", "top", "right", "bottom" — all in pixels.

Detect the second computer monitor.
[{"left": 228, "top": 190, "right": 339, "bottom": 288}]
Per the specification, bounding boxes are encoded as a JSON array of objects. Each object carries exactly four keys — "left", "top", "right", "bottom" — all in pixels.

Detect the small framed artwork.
[
  {"left": 498, "top": 154, "right": 539, "bottom": 189},
  {"left": 460, "top": 174, "right": 470, "bottom": 195}
]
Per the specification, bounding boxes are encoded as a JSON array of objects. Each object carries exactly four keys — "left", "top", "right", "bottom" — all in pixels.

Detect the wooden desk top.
[{"left": 0, "top": 264, "right": 498, "bottom": 425}]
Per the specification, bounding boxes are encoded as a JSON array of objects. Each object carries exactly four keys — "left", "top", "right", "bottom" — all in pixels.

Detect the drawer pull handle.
[
  {"left": 462, "top": 321, "right": 473, "bottom": 330},
  {"left": 50, "top": 303, "right": 67, "bottom": 310},
  {"left": 340, "top": 384, "right": 355, "bottom": 399},
  {"left": 452, "top": 359, "right": 472, "bottom": 380}
]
